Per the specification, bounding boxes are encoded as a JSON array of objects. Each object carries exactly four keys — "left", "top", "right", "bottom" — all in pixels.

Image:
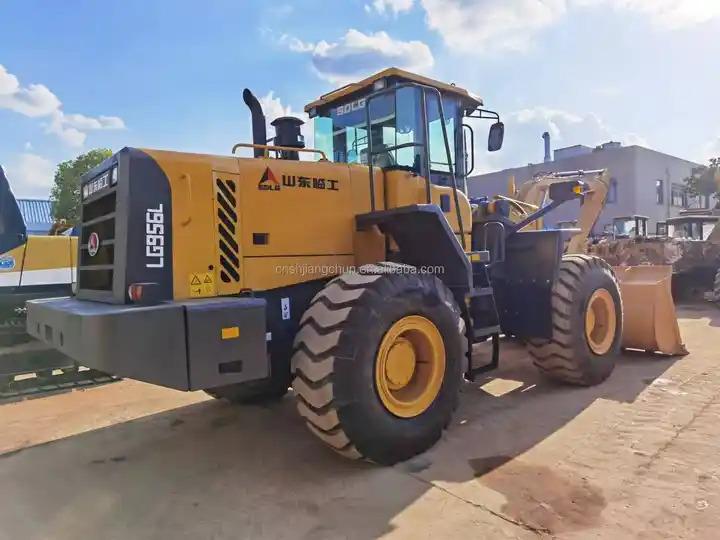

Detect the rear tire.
[
  {"left": 528, "top": 254, "right": 622, "bottom": 386},
  {"left": 292, "top": 263, "right": 465, "bottom": 465}
]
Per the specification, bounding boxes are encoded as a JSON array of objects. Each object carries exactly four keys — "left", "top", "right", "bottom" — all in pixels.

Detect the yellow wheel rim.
[
  {"left": 375, "top": 315, "right": 446, "bottom": 418},
  {"left": 585, "top": 288, "right": 617, "bottom": 355}
]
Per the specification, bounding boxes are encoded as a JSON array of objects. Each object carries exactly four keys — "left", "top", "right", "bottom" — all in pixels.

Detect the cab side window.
[{"left": 425, "top": 93, "right": 454, "bottom": 174}]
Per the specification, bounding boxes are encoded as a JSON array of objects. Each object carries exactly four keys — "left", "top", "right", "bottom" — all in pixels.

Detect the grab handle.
[{"left": 178, "top": 173, "right": 192, "bottom": 226}]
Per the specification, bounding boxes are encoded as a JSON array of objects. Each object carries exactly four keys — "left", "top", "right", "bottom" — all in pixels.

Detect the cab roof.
[{"left": 304, "top": 67, "right": 483, "bottom": 113}]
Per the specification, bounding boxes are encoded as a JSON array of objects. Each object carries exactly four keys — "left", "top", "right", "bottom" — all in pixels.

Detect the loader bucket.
[{"left": 613, "top": 265, "right": 688, "bottom": 356}]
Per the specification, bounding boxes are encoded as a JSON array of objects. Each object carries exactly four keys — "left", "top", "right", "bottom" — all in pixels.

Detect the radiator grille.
[
  {"left": 79, "top": 189, "right": 117, "bottom": 291},
  {"left": 215, "top": 178, "right": 240, "bottom": 283}
]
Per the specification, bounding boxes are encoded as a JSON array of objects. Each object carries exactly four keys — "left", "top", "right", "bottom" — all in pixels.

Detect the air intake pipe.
[
  {"left": 271, "top": 116, "right": 305, "bottom": 160},
  {"left": 243, "top": 89, "right": 267, "bottom": 158}
]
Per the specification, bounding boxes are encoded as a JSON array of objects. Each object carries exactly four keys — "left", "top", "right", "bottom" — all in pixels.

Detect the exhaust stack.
[
  {"left": 243, "top": 89, "right": 267, "bottom": 158},
  {"left": 542, "top": 131, "right": 551, "bottom": 163}
]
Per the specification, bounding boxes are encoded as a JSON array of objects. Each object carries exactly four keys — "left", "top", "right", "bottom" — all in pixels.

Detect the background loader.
[
  {"left": 27, "top": 68, "right": 625, "bottom": 464},
  {"left": 589, "top": 170, "right": 720, "bottom": 305},
  {"left": 499, "top": 170, "right": 686, "bottom": 356},
  {"left": 591, "top": 209, "right": 720, "bottom": 302},
  {"left": 0, "top": 166, "right": 114, "bottom": 398}
]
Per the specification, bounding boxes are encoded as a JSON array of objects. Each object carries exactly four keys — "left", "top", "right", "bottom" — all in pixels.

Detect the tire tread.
[{"left": 527, "top": 255, "right": 620, "bottom": 386}]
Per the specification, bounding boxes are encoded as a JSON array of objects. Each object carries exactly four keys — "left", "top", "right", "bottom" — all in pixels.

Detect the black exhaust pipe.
[{"left": 243, "top": 89, "right": 267, "bottom": 158}]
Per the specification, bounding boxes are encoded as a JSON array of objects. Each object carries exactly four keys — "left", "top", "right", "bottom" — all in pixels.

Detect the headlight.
[{"left": 111, "top": 166, "right": 118, "bottom": 185}]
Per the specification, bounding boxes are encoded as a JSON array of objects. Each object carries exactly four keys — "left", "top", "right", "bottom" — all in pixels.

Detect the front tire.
[
  {"left": 706, "top": 267, "right": 720, "bottom": 303},
  {"left": 292, "top": 263, "right": 465, "bottom": 465},
  {"left": 528, "top": 254, "right": 622, "bottom": 386}
]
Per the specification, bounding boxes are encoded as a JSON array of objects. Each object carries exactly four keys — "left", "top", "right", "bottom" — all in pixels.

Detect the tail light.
[{"left": 128, "top": 282, "right": 162, "bottom": 305}]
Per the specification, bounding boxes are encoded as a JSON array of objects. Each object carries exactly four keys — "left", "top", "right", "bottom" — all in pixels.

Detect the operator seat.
[{"left": 360, "top": 144, "right": 397, "bottom": 169}]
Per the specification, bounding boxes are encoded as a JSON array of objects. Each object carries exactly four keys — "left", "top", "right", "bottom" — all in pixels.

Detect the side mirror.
[{"left": 488, "top": 122, "right": 504, "bottom": 152}]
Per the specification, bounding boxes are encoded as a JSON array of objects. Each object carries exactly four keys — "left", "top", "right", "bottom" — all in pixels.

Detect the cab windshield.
[
  {"left": 313, "top": 86, "right": 460, "bottom": 181},
  {"left": 668, "top": 220, "right": 717, "bottom": 240},
  {"left": 613, "top": 218, "right": 642, "bottom": 237}
]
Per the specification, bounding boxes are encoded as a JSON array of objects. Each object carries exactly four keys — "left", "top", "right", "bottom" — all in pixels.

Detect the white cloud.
[
  {"left": 61, "top": 113, "right": 125, "bottom": 131},
  {"left": 367, "top": 0, "right": 414, "bottom": 16},
  {"left": 258, "top": 91, "right": 295, "bottom": 123},
  {"left": 0, "top": 64, "right": 125, "bottom": 147},
  {"left": 473, "top": 105, "right": 648, "bottom": 172},
  {"left": 702, "top": 135, "right": 720, "bottom": 161},
  {"left": 280, "top": 29, "right": 434, "bottom": 84},
  {"left": 419, "top": 0, "right": 720, "bottom": 53},
  {"left": 46, "top": 113, "right": 88, "bottom": 147},
  {"left": 5, "top": 153, "right": 55, "bottom": 198},
  {"left": 257, "top": 91, "right": 315, "bottom": 159},
  {"left": 281, "top": 35, "right": 317, "bottom": 53},
  {"left": 575, "top": 0, "right": 720, "bottom": 29},
  {"left": 0, "top": 65, "right": 61, "bottom": 117},
  {"left": 421, "top": 0, "right": 567, "bottom": 53}
]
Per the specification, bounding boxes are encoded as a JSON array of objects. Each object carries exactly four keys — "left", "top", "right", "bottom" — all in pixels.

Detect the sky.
[{"left": 1, "top": 0, "right": 719, "bottom": 198}]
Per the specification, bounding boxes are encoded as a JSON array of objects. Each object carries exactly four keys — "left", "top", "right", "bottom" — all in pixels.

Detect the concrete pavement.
[{"left": 1, "top": 304, "right": 719, "bottom": 539}]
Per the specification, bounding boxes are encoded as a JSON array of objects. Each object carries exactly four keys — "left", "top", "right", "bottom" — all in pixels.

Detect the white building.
[{"left": 468, "top": 141, "right": 704, "bottom": 234}]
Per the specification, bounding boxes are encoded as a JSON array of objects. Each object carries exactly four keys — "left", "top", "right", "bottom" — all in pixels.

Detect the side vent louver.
[{"left": 215, "top": 178, "right": 240, "bottom": 283}]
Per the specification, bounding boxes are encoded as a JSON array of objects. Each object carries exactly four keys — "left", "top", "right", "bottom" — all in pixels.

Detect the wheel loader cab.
[
  {"left": 310, "top": 77, "right": 471, "bottom": 184},
  {"left": 612, "top": 215, "right": 648, "bottom": 239},
  {"left": 666, "top": 214, "right": 719, "bottom": 241},
  {"left": 306, "top": 68, "right": 503, "bottom": 251}
]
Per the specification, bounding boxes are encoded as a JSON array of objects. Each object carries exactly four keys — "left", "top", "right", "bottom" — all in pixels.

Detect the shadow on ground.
[
  {"left": 676, "top": 300, "right": 720, "bottom": 327},
  {"left": 0, "top": 317, "right": 691, "bottom": 539}
]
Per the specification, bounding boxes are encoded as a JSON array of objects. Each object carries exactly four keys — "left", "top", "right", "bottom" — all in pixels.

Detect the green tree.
[
  {"left": 50, "top": 148, "right": 112, "bottom": 224},
  {"left": 683, "top": 157, "right": 720, "bottom": 203}
]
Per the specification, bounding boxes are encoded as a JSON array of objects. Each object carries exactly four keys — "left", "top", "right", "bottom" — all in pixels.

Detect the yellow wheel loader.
[
  {"left": 0, "top": 166, "right": 93, "bottom": 397},
  {"left": 27, "top": 68, "right": 624, "bottom": 464},
  {"left": 504, "top": 170, "right": 686, "bottom": 356}
]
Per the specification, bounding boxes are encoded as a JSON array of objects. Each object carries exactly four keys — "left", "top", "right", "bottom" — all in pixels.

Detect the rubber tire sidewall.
[
  {"left": 332, "top": 273, "right": 463, "bottom": 465},
  {"left": 563, "top": 259, "right": 622, "bottom": 384}
]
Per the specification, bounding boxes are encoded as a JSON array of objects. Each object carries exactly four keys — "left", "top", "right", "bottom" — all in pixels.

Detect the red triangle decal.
[{"left": 261, "top": 167, "right": 279, "bottom": 185}]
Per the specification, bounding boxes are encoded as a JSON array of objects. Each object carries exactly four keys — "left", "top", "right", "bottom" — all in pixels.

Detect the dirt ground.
[{"left": 1, "top": 303, "right": 719, "bottom": 540}]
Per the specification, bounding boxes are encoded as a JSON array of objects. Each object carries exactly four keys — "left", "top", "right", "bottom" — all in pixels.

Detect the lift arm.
[{"left": 512, "top": 169, "right": 609, "bottom": 253}]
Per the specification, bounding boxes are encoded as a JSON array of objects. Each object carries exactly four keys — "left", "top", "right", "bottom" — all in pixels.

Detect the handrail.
[
  {"left": 462, "top": 124, "right": 475, "bottom": 177},
  {"left": 482, "top": 221, "right": 506, "bottom": 265},
  {"left": 435, "top": 86, "right": 466, "bottom": 250},
  {"left": 231, "top": 143, "right": 328, "bottom": 161}
]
